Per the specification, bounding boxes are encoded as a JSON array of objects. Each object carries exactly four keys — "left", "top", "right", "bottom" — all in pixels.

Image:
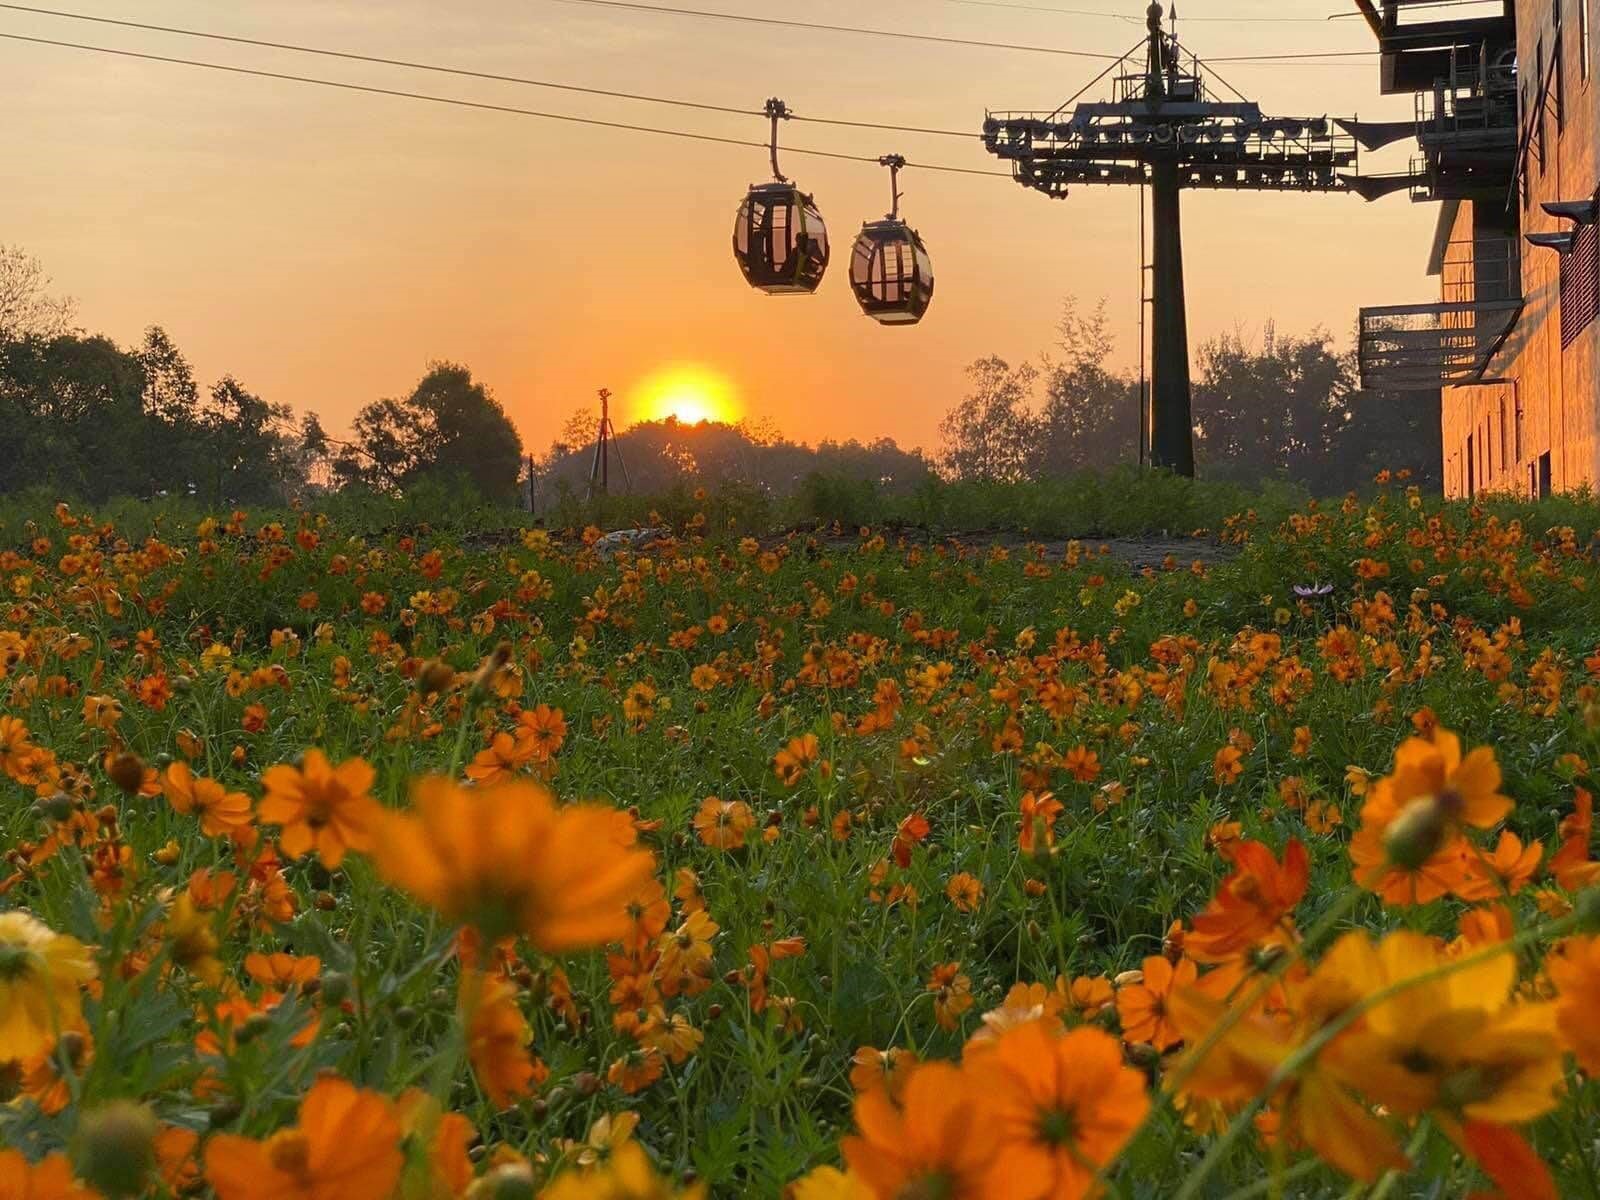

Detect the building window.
[{"left": 1561, "top": 215, "right": 1600, "bottom": 345}]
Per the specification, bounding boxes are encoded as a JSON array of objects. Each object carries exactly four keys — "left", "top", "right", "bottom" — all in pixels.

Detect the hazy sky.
[{"left": 0, "top": 0, "right": 1440, "bottom": 455}]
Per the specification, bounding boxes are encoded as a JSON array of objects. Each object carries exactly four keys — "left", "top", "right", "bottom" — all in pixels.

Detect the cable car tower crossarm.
[{"left": 982, "top": 2, "right": 1361, "bottom": 477}]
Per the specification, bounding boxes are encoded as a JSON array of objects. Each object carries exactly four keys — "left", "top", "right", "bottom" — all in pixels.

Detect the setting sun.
[{"left": 630, "top": 365, "right": 741, "bottom": 427}]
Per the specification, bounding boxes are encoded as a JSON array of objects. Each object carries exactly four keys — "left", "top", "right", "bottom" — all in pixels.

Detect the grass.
[{"left": 1, "top": 474, "right": 1598, "bottom": 1198}]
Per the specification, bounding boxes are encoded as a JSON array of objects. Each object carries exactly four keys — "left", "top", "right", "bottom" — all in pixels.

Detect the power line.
[
  {"left": 0, "top": 2, "right": 763, "bottom": 117},
  {"left": 545, "top": 0, "right": 1123, "bottom": 58},
  {"left": 0, "top": 31, "right": 1015, "bottom": 175},
  {"left": 548, "top": 0, "right": 1377, "bottom": 63},
  {"left": 942, "top": 0, "right": 1329, "bottom": 21},
  {"left": 0, "top": 2, "right": 992, "bottom": 140}
]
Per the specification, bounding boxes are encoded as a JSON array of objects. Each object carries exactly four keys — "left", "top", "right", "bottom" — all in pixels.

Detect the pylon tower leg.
[{"left": 1149, "top": 160, "right": 1196, "bottom": 478}]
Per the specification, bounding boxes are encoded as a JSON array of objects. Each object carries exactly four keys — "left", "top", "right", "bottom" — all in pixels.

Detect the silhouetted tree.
[
  {"left": 1037, "top": 299, "right": 1140, "bottom": 474},
  {"left": 0, "top": 245, "right": 76, "bottom": 342},
  {"left": 938, "top": 356, "right": 1041, "bottom": 482},
  {"left": 941, "top": 297, "right": 1442, "bottom": 493},
  {"left": 335, "top": 362, "right": 523, "bottom": 501},
  {"left": 537, "top": 415, "right": 932, "bottom": 499}
]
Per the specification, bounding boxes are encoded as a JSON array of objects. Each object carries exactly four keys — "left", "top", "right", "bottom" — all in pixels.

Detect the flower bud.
[
  {"left": 466, "top": 1163, "right": 536, "bottom": 1200},
  {"left": 417, "top": 659, "right": 456, "bottom": 697},
  {"left": 105, "top": 752, "right": 146, "bottom": 796},
  {"left": 72, "top": 1101, "right": 158, "bottom": 1199},
  {"left": 1382, "top": 796, "right": 1449, "bottom": 871},
  {"left": 319, "top": 971, "right": 352, "bottom": 1005},
  {"left": 36, "top": 792, "right": 76, "bottom": 822}
]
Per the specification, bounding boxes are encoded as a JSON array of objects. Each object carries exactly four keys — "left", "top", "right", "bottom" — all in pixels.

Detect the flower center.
[
  {"left": 1039, "top": 1106, "right": 1079, "bottom": 1147},
  {"left": 265, "top": 1130, "right": 312, "bottom": 1179},
  {"left": 896, "top": 1172, "right": 954, "bottom": 1200},
  {"left": 0, "top": 942, "right": 39, "bottom": 981}
]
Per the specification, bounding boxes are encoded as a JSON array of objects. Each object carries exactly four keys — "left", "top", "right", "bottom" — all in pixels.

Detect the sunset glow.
[{"left": 630, "top": 365, "right": 741, "bottom": 427}]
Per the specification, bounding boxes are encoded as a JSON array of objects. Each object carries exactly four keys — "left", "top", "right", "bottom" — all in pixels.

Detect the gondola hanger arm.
[
  {"left": 879, "top": 154, "right": 906, "bottom": 219},
  {"left": 765, "top": 97, "right": 791, "bottom": 182}
]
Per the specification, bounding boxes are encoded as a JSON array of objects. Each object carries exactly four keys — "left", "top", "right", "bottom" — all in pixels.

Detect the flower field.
[{"left": 2, "top": 484, "right": 1600, "bottom": 1199}]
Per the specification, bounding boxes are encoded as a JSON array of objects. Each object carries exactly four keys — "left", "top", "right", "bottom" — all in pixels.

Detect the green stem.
[
  {"left": 1213, "top": 1158, "right": 1321, "bottom": 1200},
  {"left": 1366, "top": 1118, "right": 1431, "bottom": 1200}
]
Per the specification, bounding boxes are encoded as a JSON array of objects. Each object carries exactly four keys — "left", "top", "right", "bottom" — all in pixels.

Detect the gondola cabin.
[
  {"left": 733, "top": 182, "right": 830, "bottom": 295},
  {"left": 848, "top": 218, "right": 934, "bottom": 325}
]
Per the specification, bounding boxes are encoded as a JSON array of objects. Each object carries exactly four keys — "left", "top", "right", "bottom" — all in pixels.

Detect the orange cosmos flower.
[
  {"left": 969, "top": 1021, "right": 1148, "bottom": 1200},
  {"left": 204, "top": 1077, "right": 403, "bottom": 1200},
  {"left": 517, "top": 704, "right": 568, "bottom": 760},
  {"left": 461, "top": 969, "right": 546, "bottom": 1109},
  {"left": 1212, "top": 745, "right": 1244, "bottom": 785},
  {"left": 692, "top": 797, "right": 756, "bottom": 850},
  {"left": 1456, "top": 831, "right": 1543, "bottom": 901},
  {"left": 842, "top": 1060, "right": 999, "bottom": 1200},
  {"left": 1547, "top": 934, "right": 1600, "bottom": 1075},
  {"left": 258, "top": 751, "right": 381, "bottom": 869},
  {"left": 1549, "top": 789, "right": 1600, "bottom": 892},
  {"left": 773, "top": 733, "right": 820, "bottom": 787},
  {"left": 850, "top": 1046, "right": 917, "bottom": 1101},
  {"left": 162, "top": 763, "right": 253, "bottom": 839},
  {"left": 1347, "top": 733, "right": 1511, "bottom": 906},
  {"left": 372, "top": 777, "right": 656, "bottom": 952},
  {"left": 1187, "top": 839, "right": 1309, "bottom": 963},
  {"left": 243, "top": 953, "right": 321, "bottom": 990},
  {"left": 464, "top": 731, "right": 534, "bottom": 786},
  {"left": 0, "top": 1151, "right": 100, "bottom": 1200},
  {"left": 1062, "top": 745, "right": 1101, "bottom": 783},
  {"left": 929, "top": 963, "right": 974, "bottom": 1031},
  {"left": 1116, "top": 956, "right": 1196, "bottom": 1050},
  {"left": 1018, "top": 792, "right": 1063, "bottom": 856},
  {"left": 946, "top": 872, "right": 984, "bottom": 913}
]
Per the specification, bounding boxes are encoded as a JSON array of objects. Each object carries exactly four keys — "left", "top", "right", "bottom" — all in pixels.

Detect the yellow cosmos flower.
[{"left": 0, "top": 911, "right": 97, "bottom": 1062}]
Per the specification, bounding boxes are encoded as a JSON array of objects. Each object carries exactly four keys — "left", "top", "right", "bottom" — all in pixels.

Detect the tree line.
[
  {"left": 1, "top": 245, "right": 1441, "bottom": 508},
  {"left": 0, "top": 246, "right": 523, "bottom": 505},
  {"left": 939, "top": 299, "right": 1442, "bottom": 493}
]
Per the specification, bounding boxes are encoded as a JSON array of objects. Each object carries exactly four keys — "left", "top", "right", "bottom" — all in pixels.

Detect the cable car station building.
[{"left": 1353, "top": 0, "right": 1600, "bottom": 498}]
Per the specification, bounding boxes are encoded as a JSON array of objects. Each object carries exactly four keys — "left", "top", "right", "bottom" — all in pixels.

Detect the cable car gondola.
[
  {"left": 733, "top": 98, "right": 830, "bottom": 295},
  {"left": 849, "top": 155, "right": 934, "bottom": 326}
]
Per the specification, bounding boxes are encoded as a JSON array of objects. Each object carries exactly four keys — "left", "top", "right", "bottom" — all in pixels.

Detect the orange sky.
[{"left": 0, "top": 0, "right": 1441, "bottom": 456}]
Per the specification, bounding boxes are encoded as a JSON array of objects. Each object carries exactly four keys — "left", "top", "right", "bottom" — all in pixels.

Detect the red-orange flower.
[{"left": 1187, "top": 839, "right": 1308, "bottom": 963}]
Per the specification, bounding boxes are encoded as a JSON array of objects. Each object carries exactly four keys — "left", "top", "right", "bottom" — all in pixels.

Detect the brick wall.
[{"left": 1442, "top": 0, "right": 1600, "bottom": 498}]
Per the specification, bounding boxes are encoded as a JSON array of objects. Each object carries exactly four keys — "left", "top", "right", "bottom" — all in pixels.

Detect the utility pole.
[{"left": 586, "top": 388, "right": 630, "bottom": 499}]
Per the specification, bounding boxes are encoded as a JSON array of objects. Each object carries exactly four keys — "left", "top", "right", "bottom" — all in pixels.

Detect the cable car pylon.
[{"left": 982, "top": 2, "right": 1362, "bottom": 477}]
